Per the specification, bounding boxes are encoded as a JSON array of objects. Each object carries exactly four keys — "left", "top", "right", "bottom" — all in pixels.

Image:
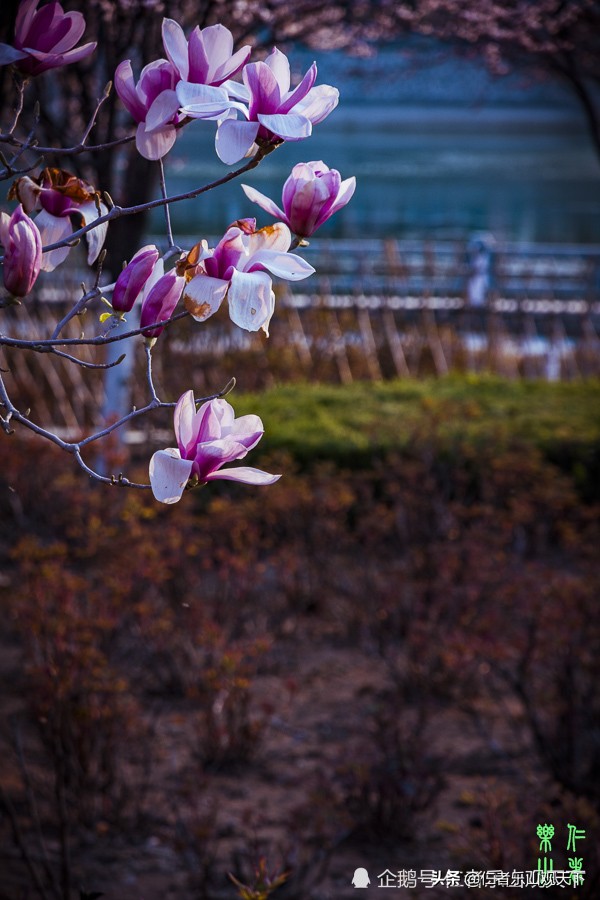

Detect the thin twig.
[
  {"left": 1, "top": 309, "right": 190, "bottom": 349},
  {"left": 50, "top": 347, "right": 126, "bottom": 370},
  {"left": 7, "top": 76, "right": 26, "bottom": 136},
  {"left": 33, "top": 142, "right": 278, "bottom": 260},
  {"left": 158, "top": 158, "right": 177, "bottom": 251},
  {"left": 79, "top": 81, "right": 112, "bottom": 146},
  {"left": 145, "top": 342, "right": 160, "bottom": 403},
  {"left": 51, "top": 288, "right": 100, "bottom": 340}
]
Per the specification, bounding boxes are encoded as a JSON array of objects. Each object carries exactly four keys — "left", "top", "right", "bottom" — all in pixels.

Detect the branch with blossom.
[{"left": 0, "top": 0, "right": 356, "bottom": 503}]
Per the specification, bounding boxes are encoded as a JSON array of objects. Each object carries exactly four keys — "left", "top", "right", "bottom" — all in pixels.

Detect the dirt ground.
[{"left": 1, "top": 608, "right": 566, "bottom": 900}]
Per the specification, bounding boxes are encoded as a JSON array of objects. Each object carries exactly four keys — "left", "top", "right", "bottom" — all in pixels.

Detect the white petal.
[
  {"left": 183, "top": 274, "right": 229, "bottom": 321},
  {"left": 36, "top": 210, "right": 71, "bottom": 272},
  {"left": 181, "top": 98, "right": 247, "bottom": 120},
  {"left": 246, "top": 221, "right": 291, "bottom": 255},
  {"left": 327, "top": 176, "right": 357, "bottom": 218},
  {"left": 294, "top": 85, "right": 339, "bottom": 125},
  {"left": 257, "top": 113, "right": 312, "bottom": 141},
  {"left": 149, "top": 448, "right": 193, "bottom": 504},
  {"left": 0, "top": 212, "right": 11, "bottom": 248},
  {"left": 176, "top": 81, "right": 230, "bottom": 108},
  {"left": 78, "top": 200, "right": 108, "bottom": 265},
  {"left": 215, "top": 119, "right": 259, "bottom": 165},
  {"left": 205, "top": 466, "right": 281, "bottom": 485},
  {"left": 264, "top": 48, "right": 290, "bottom": 94},
  {"left": 241, "top": 184, "right": 286, "bottom": 223},
  {"left": 227, "top": 268, "right": 274, "bottom": 335},
  {"left": 221, "top": 79, "right": 251, "bottom": 103},
  {"left": 247, "top": 249, "right": 315, "bottom": 281}
]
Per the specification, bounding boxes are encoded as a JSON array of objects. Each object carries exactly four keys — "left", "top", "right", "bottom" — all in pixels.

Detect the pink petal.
[
  {"left": 226, "top": 414, "right": 264, "bottom": 449},
  {"left": 115, "top": 59, "right": 146, "bottom": 121},
  {"left": 257, "top": 112, "right": 312, "bottom": 141},
  {"left": 205, "top": 466, "right": 281, "bottom": 486},
  {"left": 23, "top": 41, "right": 96, "bottom": 72},
  {"left": 149, "top": 449, "right": 193, "bottom": 504},
  {"left": 195, "top": 398, "right": 230, "bottom": 444},
  {"left": 162, "top": 18, "right": 189, "bottom": 79},
  {"left": 244, "top": 61, "right": 281, "bottom": 117},
  {"left": 14, "top": 0, "right": 37, "bottom": 45},
  {"left": 318, "top": 176, "right": 356, "bottom": 226},
  {"left": 183, "top": 274, "right": 229, "bottom": 322},
  {"left": 46, "top": 11, "right": 85, "bottom": 54},
  {"left": 212, "top": 45, "right": 251, "bottom": 85},
  {"left": 279, "top": 62, "right": 318, "bottom": 114},
  {"left": 241, "top": 184, "right": 287, "bottom": 224},
  {"left": 187, "top": 27, "right": 210, "bottom": 83},
  {"left": 173, "top": 390, "right": 199, "bottom": 456},
  {"left": 135, "top": 121, "right": 177, "bottom": 161},
  {"left": 227, "top": 269, "right": 274, "bottom": 335},
  {"left": 200, "top": 24, "right": 233, "bottom": 75},
  {"left": 215, "top": 119, "right": 259, "bottom": 165},
  {"left": 145, "top": 89, "right": 180, "bottom": 132},
  {"left": 285, "top": 176, "right": 333, "bottom": 236}
]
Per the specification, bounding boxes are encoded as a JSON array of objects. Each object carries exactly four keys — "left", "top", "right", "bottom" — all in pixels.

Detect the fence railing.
[{"left": 2, "top": 239, "right": 599, "bottom": 436}]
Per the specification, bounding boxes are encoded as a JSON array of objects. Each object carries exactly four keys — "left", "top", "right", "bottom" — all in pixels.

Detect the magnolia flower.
[
  {"left": 181, "top": 218, "right": 314, "bottom": 336},
  {"left": 180, "top": 48, "right": 339, "bottom": 165},
  {"left": 162, "top": 19, "right": 250, "bottom": 88},
  {"left": 242, "top": 161, "right": 356, "bottom": 238},
  {"left": 0, "top": 204, "right": 42, "bottom": 298},
  {"left": 0, "top": 0, "right": 96, "bottom": 76},
  {"left": 8, "top": 168, "right": 107, "bottom": 272},
  {"left": 115, "top": 58, "right": 182, "bottom": 160},
  {"left": 149, "top": 391, "right": 281, "bottom": 504},
  {"left": 139, "top": 259, "right": 185, "bottom": 339},
  {"left": 112, "top": 244, "right": 160, "bottom": 313}
]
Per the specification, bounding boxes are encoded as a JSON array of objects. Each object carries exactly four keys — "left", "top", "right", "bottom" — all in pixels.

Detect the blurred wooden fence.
[{"left": 1, "top": 239, "right": 599, "bottom": 434}]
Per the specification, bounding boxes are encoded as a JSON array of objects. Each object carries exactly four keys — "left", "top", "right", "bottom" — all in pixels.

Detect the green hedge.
[{"left": 233, "top": 376, "right": 600, "bottom": 498}]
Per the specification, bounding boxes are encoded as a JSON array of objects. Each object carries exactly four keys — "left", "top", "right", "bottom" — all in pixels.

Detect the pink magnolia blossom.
[
  {"left": 180, "top": 48, "right": 339, "bottom": 165},
  {"left": 115, "top": 58, "right": 182, "bottom": 160},
  {"left": 112, "top": 244, "right": 160, "bottom": 313},
  {"left": 181, "top": 218, "right": 314, "bottom": 336},
  {"left": 9, "top": 168, "right": 107, "bottom": 272},
  {"left": 0, "top": 204, "right": 42, "bottom": 298},
  {"left": 139, "top": 259, "right": 185, "bottom": 340},
  {"left": 0, "top": 0, "right": 96, "bottom": 76},
  {"left": 149, "top": 390, "right": 280, "bottom": 504},
  {"left": 162, "top": 19, "right": 250, "bottom": 88},
  {"left": 242, "top": 161, "right": 356, "bottom": 238}
]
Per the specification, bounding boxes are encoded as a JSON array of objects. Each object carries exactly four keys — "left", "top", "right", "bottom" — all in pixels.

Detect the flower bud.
[
  {"left": 139, "top": 261, "right": 184, "bottom": 338},
  {"left": 112, "top": 245, "right": 160, "bottom": 313},
  {"left": 0, "top": 205, "right": 42, "bottom": 298}
]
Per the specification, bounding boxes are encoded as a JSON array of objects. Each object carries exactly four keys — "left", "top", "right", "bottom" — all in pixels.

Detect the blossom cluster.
[
  {"left": 0, "top": 0, "right": 356, "bottom": 504},
  {"left": 115, "top": 20, "right": 339, "bottom": 164}
]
